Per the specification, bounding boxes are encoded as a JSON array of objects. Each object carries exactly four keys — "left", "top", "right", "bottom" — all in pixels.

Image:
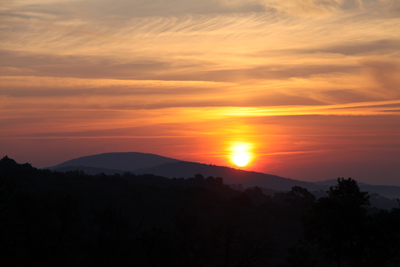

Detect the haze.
[{"left": 1, "top": 0, "right": 400, "bottom": 185}]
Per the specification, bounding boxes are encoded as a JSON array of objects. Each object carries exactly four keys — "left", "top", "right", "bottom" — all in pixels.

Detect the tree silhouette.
[
  {"left": 285, "top": 186, "right": 316, "bottom": 206},
  {"left": 303, "top": 178, "right": 370, "bottom": 267}
]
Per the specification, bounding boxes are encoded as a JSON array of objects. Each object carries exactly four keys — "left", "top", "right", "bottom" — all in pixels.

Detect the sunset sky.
[{"left": 1, "top": 0, "right": 400, "bottom": 185}]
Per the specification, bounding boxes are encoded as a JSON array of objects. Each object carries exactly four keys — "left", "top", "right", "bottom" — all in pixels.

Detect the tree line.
[{"left": 1, "top": 156, "right": 399, "bottom": 266}]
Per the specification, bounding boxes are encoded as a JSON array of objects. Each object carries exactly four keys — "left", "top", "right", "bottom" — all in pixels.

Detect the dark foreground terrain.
[{"left": 1, "top": 156, "right": 399, "bottom": 266}]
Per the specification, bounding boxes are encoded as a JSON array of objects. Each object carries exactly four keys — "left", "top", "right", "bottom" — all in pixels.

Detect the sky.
[{"left": 1, "top": 0, "right": 400, "bottom": 185}]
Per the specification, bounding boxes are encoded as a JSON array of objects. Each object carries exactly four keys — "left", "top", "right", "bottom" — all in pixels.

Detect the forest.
[{"left": 1, "top": 155, "right": 399, "bottom": 267}]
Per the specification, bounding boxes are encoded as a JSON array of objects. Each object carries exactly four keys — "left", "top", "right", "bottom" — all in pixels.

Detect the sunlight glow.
[
  {"left": 233, "top": 151, "right": 249, "bottom": 167},
  {"left": 230, "top": 142, "right": 253, "bottom": 168}
]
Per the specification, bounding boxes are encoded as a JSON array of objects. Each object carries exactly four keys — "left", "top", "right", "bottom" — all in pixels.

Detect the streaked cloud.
[{"left": 261, "top": 0, "right": 345, "bottom": 16}]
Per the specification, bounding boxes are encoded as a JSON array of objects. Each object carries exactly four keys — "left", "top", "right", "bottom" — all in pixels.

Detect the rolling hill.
[
  {"left": 135, "top": 161, "right": 322, "bottom": 191},
  {"left": 47, "top": 152, "right": 320, "bottom": 191},
  {"left": 47, "top": 152, "right": 400, "bottom": 201},
  {"left": 47, "top": 152, "right": 179, "bottom": 171}
]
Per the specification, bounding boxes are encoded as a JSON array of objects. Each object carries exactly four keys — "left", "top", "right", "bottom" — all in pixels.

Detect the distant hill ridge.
[
  {"left": 47, "top": 152, "right": 180, "bottom": 171},
  {"left": 134, "top": 161, "right": 320, "bottom": 191},
  {"left": 48, "top": 152, "right": 315, "bottom": 191},
  {"left": 47, "top": 152, "right": 400, "bottom": 200}
]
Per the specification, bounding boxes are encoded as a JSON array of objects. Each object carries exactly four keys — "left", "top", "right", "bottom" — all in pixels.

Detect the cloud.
[
  {"left": 1, "top": 0, "right": 264, "bottom": 23},
  {"left": 153, "top": 64, "right": 360, "bottom": 83},
  {"left": 0, "top": 75, "right": 232, "bottom": 97},
  {"left": 308, "top": 89, "right": 385, "bottom": 105},
  {"left": 1, "top": 0, "right": 400, "bottom": 109},
  {"left": 258, "top": 0, "right": 400, "bottom": 16},
  {"left": 0, "top": 47, "right": 360, "bottom": 83},
  {"left": 299, "top": 39, "right": 400, "bottom": 56},
  {"left": 261, "top": 0, "right": 345, "bottom": 16},
  {"left": 361, "top": 59, "right": 400, "bottom": 98},
  {"left": 0, "top": 49, "right": 175, "bottom": 79},
  {"left": 2, "top": 0, "right": 399, "bottom": 26}
]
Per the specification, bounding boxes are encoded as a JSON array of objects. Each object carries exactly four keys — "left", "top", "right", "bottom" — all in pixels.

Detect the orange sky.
[{"left": 1, "top": 0, "right": 400, "bottom": 185}]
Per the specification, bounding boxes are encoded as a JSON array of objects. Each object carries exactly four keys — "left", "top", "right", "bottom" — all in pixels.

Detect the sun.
[
  {"left": 233, "top": 151, "right": 250, "bottom": 167},
  {"left": 229, "top": 142, "right": 253, "bottom": 168}
]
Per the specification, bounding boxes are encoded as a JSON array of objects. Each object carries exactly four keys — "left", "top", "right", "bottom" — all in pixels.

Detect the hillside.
[
  {"left": 47, "top": 152, "right": 179, "bottom": 171},
  {"left": 47, "top": 152, "right": 400, "bottom": 201},
  {"left": 136, "top": 161, "right": 321, "bottom": 191},
  {"left": 49, "top": 153, "right": 321, "bottom": 191}
]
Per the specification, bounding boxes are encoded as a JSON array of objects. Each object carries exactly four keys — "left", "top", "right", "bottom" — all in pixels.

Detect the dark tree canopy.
[
  {"left": 302, "top": 178, "right": 398, "bottom": 267},
  {"left": 327, "top": 178, "right": 370, "bottom": 207},
  {"left": 1, "top": 158, "right": 400, "bottom": 267}
]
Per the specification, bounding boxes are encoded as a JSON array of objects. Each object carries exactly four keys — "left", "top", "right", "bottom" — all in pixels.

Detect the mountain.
[
  {"left": 47, "top": 152, "right": 400, "bottom": 201},
  {"left": 47, "top": 152, "right": 179, "bottom": 171},
  {"left": 48, "top": 152, "right": 321, "bottom": 191},
  {"left": 135, "top": 161, "right": 322, "bottom": 191}
]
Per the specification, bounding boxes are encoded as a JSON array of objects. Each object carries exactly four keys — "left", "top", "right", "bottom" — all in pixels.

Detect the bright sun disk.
[{"left": 233, "top": 152, "right": 249, "bottom": 167}]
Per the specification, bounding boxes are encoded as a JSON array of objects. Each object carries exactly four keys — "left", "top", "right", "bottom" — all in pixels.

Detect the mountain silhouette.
[
  {"left": 47, "top": 152, "right": 179, "bottom": 171},
  {"left": 135, "top": 161, "right": 321, "bottom": 191},
  {"left": 47, "top": 152, "right": 400, "bottom": 200},
  {"left": 48, "top": 152, "right": 319, "bottom": 191}
]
